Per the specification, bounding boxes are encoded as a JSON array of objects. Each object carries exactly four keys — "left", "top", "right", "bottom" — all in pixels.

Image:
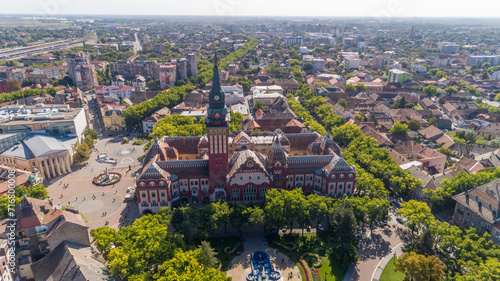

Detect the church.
[{"left": 136, "top": 56, "right": 356, "bottom": 214}]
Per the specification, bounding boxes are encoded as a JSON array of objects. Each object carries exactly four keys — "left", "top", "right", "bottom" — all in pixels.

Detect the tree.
[
  {"left": 436, "top": 71, "right": 447, "bottom": 79},
  {"left": 212, "top": 200, "right": 231, "bottom": 233},
  {"left": 389, "top": 122, "right": 409, "bottom": 135},
  {"left": 229, "top": 203, "right": 249, "bottom": 233},
  {"left": 83, "top": 128, "right": 98, "bottom": 139},
  {"left": 423, "top": 85, "right": 438, "bottom": 97},
  {"left": 355, "top": 82, "right": 367, "bottom": 92},
  {"left": 146, "top": 79, "right": 161, "bottom": 91},
  {"left": 444, "top": 86, "right": 458, "bottom": 96},
  {"left": 482, "top": 62, "right": 491, "bottom": 69},
  {"left": 338, "top": 98, "right": 348, "bottom": 109},
  {"left": 345, "top": 83, "right": 356, "bottom": 93},
  {"left": 397, "top": 200, "right": 435, "bottom": 233},
  {"left": 73, "top": 142, "right": 90, "bottom": 163},
  {"left": 246, "top": 206, "right": 266, "bottom": 231},
  {"left": 170, "top": 207, "right": 193, "bottom": 242},
  {"left": 303, "top": 62, "right": 314, "bottom": 72},
  {"left": 407, "top": 119, "right": 421, "bottom": 131},
  {"left": 155, "top": 249, "right": 226, "bottom": 281},
  {"left": 438, "top": 147, "right": 453, "bottom": 157},
  {"left": 438, "top": 97, "right": 446, "bottom": 104},
  {"left": 252, "top": 100, "right": 265, "bottom": 112},
  {"left": 7, "top": 79, "right": 21, "bottom": 92},
  {"left": 427, "top": 117, "right": 438, "bottom": 127},
  {"left": 329, "top": 203, "right": 359, "bottom": 268},
  {"left": 229, "top": 111, "right": 242, "bottom": 132},
  {"left": 394, "top": 252, "right": 446, "bottom": 281},
  {"left": 198, "top": 241, "right": 219, "bottom": 268},
  {"left": 457, "top": 257, "right": 500, "bottom": 281},
  {"left": 90, "top": 227, "right": 118, "bottom": 256},
  {"left": 495, "top": 93, "right": 500, "bottom": 102},
  {"left": 84, "top": 135, "right": 95, "bottom": 149},
  {"left": 122, "top": 137, "right": 129, "bottom": 144}
]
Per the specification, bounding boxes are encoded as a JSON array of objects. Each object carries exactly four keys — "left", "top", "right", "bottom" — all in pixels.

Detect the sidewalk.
[{"left": 371, "top": 243, "right": 404, "bottom": 281}]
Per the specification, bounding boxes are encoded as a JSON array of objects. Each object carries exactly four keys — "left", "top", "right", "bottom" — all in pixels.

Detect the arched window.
[
  {"left": 192, "top": 187, "right": 199, "bottom": 195},
  {"left": 160, "top": 181, "right": 165, "bottom": 186},
  {"left": 348, "top": 173, "right": 354, "bottom": 178},
  {"left": 340, "top": 174, "right": 345, "bottom": 179},
  {"left": 330, "top": 174, "right": 335, "bottom": 179},
  {"left": 149, "top": 181, "right": 155, "bottom": 187},
  {"left": 151, "top": 193, "right": 156, "bottom": 197},
  {"left": 140, "top": 182, "right": 145, "bottom": 187},
  {"left": 275, "top": 162, "right": 281, "bottom": 167}
]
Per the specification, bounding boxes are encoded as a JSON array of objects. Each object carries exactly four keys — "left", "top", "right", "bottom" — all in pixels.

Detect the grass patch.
[
  {"left": 267, "top": 233, "right": 345, "bottom": 281},
  {"left": 380, "top": 256, "right": 405, "bottom": 281},
  {"left": 412, "top": 105, "right": 423, "bottom": 110},
  {"left": 445, "top": 131, "right": 456, "bottom": 138}
]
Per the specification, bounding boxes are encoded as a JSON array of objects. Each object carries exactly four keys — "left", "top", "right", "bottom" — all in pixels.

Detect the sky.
[{"left": 0, "top": 0, "right": 499, "bottom": 18}]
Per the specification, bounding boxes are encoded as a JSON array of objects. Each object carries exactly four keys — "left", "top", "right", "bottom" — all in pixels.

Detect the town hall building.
[{"left": 136, "top": 56, "right": 356, "bottom": 214}]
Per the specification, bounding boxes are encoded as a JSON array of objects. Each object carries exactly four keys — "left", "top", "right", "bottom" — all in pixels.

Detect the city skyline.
[{"left": 0, "top": 0, "right": 499, "bottom": 18}]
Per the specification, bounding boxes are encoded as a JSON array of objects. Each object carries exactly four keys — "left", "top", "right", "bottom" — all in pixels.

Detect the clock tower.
[{"left": 206, "top": 52, "right": 229, "bottom": 201}]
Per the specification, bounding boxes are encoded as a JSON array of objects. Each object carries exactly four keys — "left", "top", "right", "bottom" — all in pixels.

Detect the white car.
[
  {"left": 125, "top": 194, "right": 136, "bottom": 201},
  {"left": 127, "top": 186, "right": 135, "bottom": 193},
  {"left": 317, "top": 224, "right": 325, "bottom": 231}
]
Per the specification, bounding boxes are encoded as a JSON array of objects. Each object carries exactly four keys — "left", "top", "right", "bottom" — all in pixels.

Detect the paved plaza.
[
  {"left": 45, "top": 136, "right": 145, "bottom": 230},
  {"left": 226, "top": 236, "right": 301, "bottom": 281},
  {"left": 347, "top": 211, "right": 411, "bottom": 281}
]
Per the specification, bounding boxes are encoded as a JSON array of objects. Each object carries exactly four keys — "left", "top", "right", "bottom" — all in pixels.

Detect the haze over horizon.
[{"left": 0, "top": 0, "right": 500, "bottom": 18}]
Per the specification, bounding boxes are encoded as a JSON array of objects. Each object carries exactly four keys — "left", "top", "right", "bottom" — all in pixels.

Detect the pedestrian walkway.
[
  {"left": 226, "top": 235, "right": 301, "bottom": 281},
  {"left": 371, "top": 243, "right": 404, "bottom": 281}
]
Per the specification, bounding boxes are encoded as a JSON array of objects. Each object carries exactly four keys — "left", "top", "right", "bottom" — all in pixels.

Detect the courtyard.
[{"left": 45, "top": 136, "right": 146, "bottom": 230}]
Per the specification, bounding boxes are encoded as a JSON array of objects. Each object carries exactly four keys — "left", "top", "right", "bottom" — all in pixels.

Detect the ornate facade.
[{"left": 136, "top": 57, "right": 356, "bottom": 214}]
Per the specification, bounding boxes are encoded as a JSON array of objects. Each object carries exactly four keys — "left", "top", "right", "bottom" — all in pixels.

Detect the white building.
[
  {"left": 434, "top": 55, "right": 454, "bottom": 67},
  {"left": 299, "top": 46, "right": 308, "bottom": 54},
  {"left": 492, "top": 71, "right": 500, "bottom": 80},
  {"left": 108, "top": 85, "right": 135, "bottom": 100},
  {"left": 438, "top": 42, "right": 460, "bottom": 54},
  {"left": 343, "top": 57, "right": 360, "bottom": 70},
  {"left": 466, "top": 55, "right": 500, "bottom": 66},
  {"left": 410, "top": 64, "right": 427, "bottom": 73},
  {"left": 303, "top": 56, "right": 325, "bottom": 72}
]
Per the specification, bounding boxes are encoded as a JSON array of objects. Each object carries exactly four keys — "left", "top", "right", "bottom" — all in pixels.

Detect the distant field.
[{"left": 0, "top": 19, "right": 71, "bottom": 27}]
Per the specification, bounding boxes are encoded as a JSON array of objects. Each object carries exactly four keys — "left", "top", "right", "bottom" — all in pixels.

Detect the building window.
[
  {"left": 151, "top": 193, "right": 156, "bottom": 197},
  {"left": 142, "top": 193, "right": 146, "bottom": 198},
  {"left": 161, "top": 192, "right": 165, "bottom": 197}
]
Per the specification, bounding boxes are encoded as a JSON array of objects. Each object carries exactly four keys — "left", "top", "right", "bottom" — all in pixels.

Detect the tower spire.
[{"left": 214, "top": 49, "right": 218, "bottom": 66}]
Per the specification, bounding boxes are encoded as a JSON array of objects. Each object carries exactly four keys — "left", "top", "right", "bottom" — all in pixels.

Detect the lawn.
[
  {"left": 267, "top": 232, "right": 345, "bottom": 281},
  {"left": 380, "top": 257, "right": 405, "bottom": 281}
]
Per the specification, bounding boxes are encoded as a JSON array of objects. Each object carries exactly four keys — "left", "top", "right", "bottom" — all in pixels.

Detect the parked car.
[
  {"left": 317, "top": 224, "right": 325, "bottom": 231},
  {"left": 125, "top": 194, "right": 136, "bottom": 201},
  {"left": 127, "top": 186, "right": 135, "bottom": 193}
]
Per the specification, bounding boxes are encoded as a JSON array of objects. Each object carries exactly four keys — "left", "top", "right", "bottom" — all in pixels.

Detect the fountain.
[
  {"left": 93, "top": 167, "right": 122, "bottom": 186},
  {"left": 246, "top": 251, "right": 281, "bottom": 281}
]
